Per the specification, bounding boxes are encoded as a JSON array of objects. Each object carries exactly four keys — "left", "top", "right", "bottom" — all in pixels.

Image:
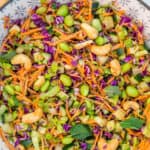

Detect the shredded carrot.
[
  {"left": 65, "top": 101, "right": 72, "bottom": 121},
  {"left": 127, "top": 129, "right": 142, "bottom": 137},
  {"left": 138, "top": 139, "right": 150, "bottom": 150},
  {"left": 0, "top": 128, "right": 15, "bottom": 150},
  {"left": 21, "top": 28, "right": 42, "bottom": 35},
  {"left": 91, "top": 133, "right": 100, "bottom": 150}
]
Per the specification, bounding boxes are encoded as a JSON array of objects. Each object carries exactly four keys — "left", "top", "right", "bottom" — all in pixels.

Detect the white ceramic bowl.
[{"left": 0, "top": 0, "right": 150, "bottom": 149}]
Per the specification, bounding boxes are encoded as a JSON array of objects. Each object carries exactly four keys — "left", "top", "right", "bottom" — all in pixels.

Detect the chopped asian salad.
[{"left": 0, "top": 0, "right": 150, "bottom": 150}]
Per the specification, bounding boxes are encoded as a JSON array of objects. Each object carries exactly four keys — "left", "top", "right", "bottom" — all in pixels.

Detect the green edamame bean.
[
  {"left": 124, "top": 38, "right": 133, "bottom": 48},
  {"left": 57, "top": 91, "right": 68, "bottom": 100},
  {"left": 62, "top": 136, "right": 74, "bottom": 145},
  {"left": 51, "top": 62, "right": 58, "bottom": 73},
  {"left": 91, "top": 18, "right": 102, "bottom": 31},
  {"left": 45, "top": 133, "right": 52, "bottom": 140},
  {"left": 4, "top": 85, "right": 15, "bottom": 95},
  {"left": 14, "top": 85, "right": 21, "bottom": 92},
  {"left": 118, "top": 27, "right": 128, "bottom": 40},
  {"left": 121, "top": 91, "right": 127, "bottom": 99},
  {"left": 80, "top": 84, "right": 89, "bottom": 96},
  {"left": 60, "top": 74, "right": 72, "bottom": 86},
  {"left": 143, "top": 76, "right": 150, "bottom": 83},
  {"left": 57, "top": 5, "right": 69, "bottom": 17},
  {"left": 0, "top": 105, "right": 7, "bottom": 116},
  {"left": 40, "top": 85, "right": 60, "bottom": 99},
  {"left": 36, "top": 6, "right": 47, "bottom": 15},
  {"left": 126, "top": 86, "right": 139, "bottom": 97},
  {"left": 121, "top": 63, "right": 132, "bottom": 73},
  {"left": 95, "top": 36, "right": 106, "bottom": 46},
  {"left": 59, "top": 42, "right": 72, "bottom": 52},
  {"left": 64, "top": 15, "right": 74, "bottom": 27},
  {"left": 40, "top": 80, "right": 50, "bottom": 92},
  {"left": 146, "top": 98, "right": 150, "bottom": 105}
]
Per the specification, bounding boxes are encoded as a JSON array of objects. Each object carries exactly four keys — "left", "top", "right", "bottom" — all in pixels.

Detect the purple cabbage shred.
[
  {"left": 63, "top": 124, "right": 71, "bottom": 132},
  {"left": 55, "top": 16, "right": 64, "bottom": 25},
  {"left": 124, "top": 55, "right": 132, "bottom": 62},
  {"left": 80, "top": 142, "right": 88, "bottom": 150},
  {"left": 120, "top": 16, "right": 131, "bottom": 25}
]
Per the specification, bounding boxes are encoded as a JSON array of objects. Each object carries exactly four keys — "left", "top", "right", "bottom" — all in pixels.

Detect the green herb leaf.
[
  {"left": 63, "top": 143, "right": 74, "bottom": 150},
  {"left": 120, "top": 117, "right": 144, "bottom": 130},
  {"left": 134, "top": 73, "right": 143, "bottom": 82},
  {"left": 104, "top": 86, "right": 121, "bottom": 98},
  {"left": 92, "top": 2, "right": 99, "bottom": 10},
  {"left": 70, "top": 124, "right": 92, "bottom": 140},
  {"left": 0, "top": 51, "right": 16, "bottom": 63},
  {"left": 21, "top": 140, "right": 32, "bottom": 148}
]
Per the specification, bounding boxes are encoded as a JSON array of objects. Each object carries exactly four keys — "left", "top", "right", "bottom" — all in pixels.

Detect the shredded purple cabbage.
[
  {"left": 31, "top": 14, "right": 46, "bottom": 27},
  {"left": 55, "top": 16, "right": 64, "bottom": 25},
  {"left": 44, "top": 44, "right": 55, "bottom": 54},
  {"left": 124, "top": 55, "right": 133, "bottom": 62},
  {"left": 138, "top": 25, "right": 144, "bottom": 33},
  {"left": 120, "top": 16, "right": 131, "bottom": 25},
  {"left": 84, "top": 65, "right": 91, "bottom": 75},
  {"left": 63, "top": 124, "right": 71, "bottom": 132},
  {"left": 111, "top": 80, "right": 118, "bottom": 86},
  {"left": 94, "top": 70, "right": 100, "bottom": 77},
  {"left": 80, "top": 142, "right": 88, "bottom": 150},
  {"left": 71, "top": 60, "right": 78, "bottom": 66},
  {"left": 93, "top": 126, "right": 100, "bottom": 134},
  {"left": 103, "top": 131, "right": 113, "bottom": 139},
  {"left": 100, "top": 79, "right": 106, "bottom": 88}
]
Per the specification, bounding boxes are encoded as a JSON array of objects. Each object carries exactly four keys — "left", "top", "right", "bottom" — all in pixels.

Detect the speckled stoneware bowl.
[{"left": 0, "top": 0, "right": 150, "bottom": 149}]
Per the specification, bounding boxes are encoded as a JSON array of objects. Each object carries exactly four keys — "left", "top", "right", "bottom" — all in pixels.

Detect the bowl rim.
[{"left": 138, "top": 0, "right": 150, "bottom": 10}]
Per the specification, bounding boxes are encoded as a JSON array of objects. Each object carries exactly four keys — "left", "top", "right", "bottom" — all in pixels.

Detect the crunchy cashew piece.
[
  {"left": 22, "top": 108, "right": 43, "bottom": 124},
  {"left": 11, "top": 54, "right": 32, "bottom": 70},
  {"left": 123, "top": 101, "right": 139, "bottom": 112},
  {"left": 33, "top": 76, "right": 45, "bottom": 90},
  {"left": 81, "top": 23, "right": 98, "bottom": 39},
  {"left": 16, "top": 145, "right": 25, "bottom": 150},
  {"left": 113, "top": 108, "right": 126, "bottom": 120},
  {"left": 91, "top": 44, "right": 112, "bottom": 56},
  {"left": 73, "top": 40, "right": 93, "bottom": 50},
  {"left": 98, "top": 138, "right": 119, "bottom": 150},
  {"left": 110, "top": 59, "right": 121, "bottom": 76}
]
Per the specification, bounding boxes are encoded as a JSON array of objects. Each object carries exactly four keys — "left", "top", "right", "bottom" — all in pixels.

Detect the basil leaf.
[
  {"left": 70, "top": 124, "right": 93, "bottom": 140},
  {"left": 20, "top": 140, "right": 32, "bottom": 148},
  {"left": 0, "top": 51, "right": 16, "bottom": 63},
  {"left": 120, "top": 117, "right": 144, "bottom": 130},
  {"left": 134, "top": 74, "right": 143, "bottom": 82},
  {"left": 104, "top": 86, "right": 121, "bottom": 98}
]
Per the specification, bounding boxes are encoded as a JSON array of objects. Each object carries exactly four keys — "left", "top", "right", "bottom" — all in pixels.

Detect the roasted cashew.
[
  {"left": 123, "top": 101, "right": 139, "bottom": 112},
  {"left": 81, "top": 23, "right": 98, "bottom": 39},
  {"left": 113, "top": 108, "right": 126, "bottom": 120},
  {"left": 110, "top": 59, "right": 121, "bottom": 76},
  {"left": 55, "top": 144, "right": 63, "bottom": 150},
  {"left": 97, "top": 56, "right": 108, "bottom": 65},
  {"left": 98, "top": 138, "right": 119, "bottom": 150},
  {"left": 11, "top": 54, "right": 32, "bottom": 70},
  {"left": 22, "top": 108, "right": 43, "bottom": 124},
  {"left": 91, "top": 44, "right": 112, "bottom": 56},
  {"left": 9, "top": 25, "right": 20, "bottom": 33},
  {"left": 16, "top": 145, "right": 25, "bottom": 150},
  {"left": 73, "top": 40, "right": 93, "bottom": 49},
  {"left": 33, "top": 76, "right": 45, "bottom": 90}
]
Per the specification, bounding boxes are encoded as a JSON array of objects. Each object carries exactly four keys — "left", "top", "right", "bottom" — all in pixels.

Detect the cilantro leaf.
[
  {"left": 120, "top": 117, "right": 144, "bottom": 130},
  {"left": 104, "top": 86, "right": 121, "bottom": 98},
  {"left": 0, "top": 51, "right": 16, "bottom": 63},
  {"left": 70, "top": 124, "right": 93, "bottom": 140}
]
